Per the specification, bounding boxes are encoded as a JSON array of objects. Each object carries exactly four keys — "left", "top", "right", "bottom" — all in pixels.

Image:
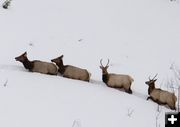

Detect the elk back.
[
  {"left": 63, "top": 65, "right": 89, "bottom": 81},
  {"left": 32, "top": 60, "right": 58, "bottom": 75}
]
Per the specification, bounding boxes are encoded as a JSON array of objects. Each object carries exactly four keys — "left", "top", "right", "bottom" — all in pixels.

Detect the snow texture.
[{"left": 0, "top": 0, "right": 180, "bottom": 127}]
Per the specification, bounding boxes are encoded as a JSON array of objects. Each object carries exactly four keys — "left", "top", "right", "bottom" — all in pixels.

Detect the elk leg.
[
  {"left": 156, "top": 100, "right": 166, "bottom": 105},
  {"left": 146, "top": 96, "right": 152, "bottom": 100},
  {"left": 125, "top": 88, "right": 132, "bottom": 94},
  {"left": 47, "top": 72, "right": 54, "bottom": 75},
  {"left": 85, "top": 79, "right": 90, "bottom": 82},
  {"left": 169, "top": 105, "right": 176, "bottom": 110}
]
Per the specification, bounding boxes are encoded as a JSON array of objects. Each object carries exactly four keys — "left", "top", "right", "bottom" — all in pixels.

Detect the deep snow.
[{"left": 0, "top": 0, "right": 180, "bottom": 127}]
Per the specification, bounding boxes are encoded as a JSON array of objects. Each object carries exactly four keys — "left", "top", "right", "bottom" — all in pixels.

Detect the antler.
[
  {"left": 100, "top": 59, "right": 103, "bottom": 67},
  {"left": 148, "top": 73, "right": 158, "bottom": 80},
  {"left": 106, "top": 59, "right": 110, "bottom": 67},
  {"left": 100, "top": 59, "right": 110, "bottom": 67},
  {"left": 148, "top": 76, "right": 151, "bottom": 80},
  {"left": 152, "top": 73, "right": 158, "bottom": 80}
]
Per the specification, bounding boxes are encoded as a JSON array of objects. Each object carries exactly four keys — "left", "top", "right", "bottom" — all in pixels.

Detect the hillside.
[{"left": 0, "top": 0, "right": 180, "bottom": 127}]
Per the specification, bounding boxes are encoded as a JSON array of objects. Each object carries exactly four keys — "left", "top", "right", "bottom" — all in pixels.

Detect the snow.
[{"left": 0, "top": 0, "right": 180, "bottom": 127}]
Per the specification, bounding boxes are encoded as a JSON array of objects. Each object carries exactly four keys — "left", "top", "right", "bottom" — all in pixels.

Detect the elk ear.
[
  {"left": 23, "top": 52, "right": 27, "bottom": 57},
  {"left": 154, "top": 79, "right": 157, "bottom": 82},
  {"left": 60, "top": 55, "right": 64, "bottom": 59},
  {"left": 99, "top": 66, "right": 103, "bottom": 69}
]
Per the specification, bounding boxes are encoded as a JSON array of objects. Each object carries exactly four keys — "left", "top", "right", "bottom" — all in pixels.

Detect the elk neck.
[
  {"left": 56, "top": 59, "right": 66, "bottom": 74},
  {"left": 148, "top": 83, "right": 155, "bottom": 95},
  {"left": 102, "top": 73, "right": 109, "bottom": 84},
  {"left": 22, "top": 58, "right": 34, "bottom": 70}
]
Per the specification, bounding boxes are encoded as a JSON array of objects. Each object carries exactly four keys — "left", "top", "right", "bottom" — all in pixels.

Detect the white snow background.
[{"left": 0, "top": 0, "right": 180, "bottom": 127}]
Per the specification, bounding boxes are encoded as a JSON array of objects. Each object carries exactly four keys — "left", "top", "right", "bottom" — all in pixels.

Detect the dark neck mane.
[
  {"left": 148, "top": 83, "right": 155, "bottom": 95},
  {"left": 22, "top": 58, "right": 34, "bottom": 70},
  {"left": 102, "top": 73, "right": 109, "bottom": 84},
  {"left": 57, "top": 60, "right": 66, "bottom": 74}
]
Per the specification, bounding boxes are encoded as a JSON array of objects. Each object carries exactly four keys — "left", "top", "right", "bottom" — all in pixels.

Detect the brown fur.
[
  {"left": 15, "top": 52, "right": 58, "bottom": 75},
  {"left": 99, "top": 59, "right": 134, "bottom": 94},
  {"left": 51, "top": 55, "right": 91, "bottom": 82},
  {"left": 145, "top": 78, "right": 177, "bottom": 110}
]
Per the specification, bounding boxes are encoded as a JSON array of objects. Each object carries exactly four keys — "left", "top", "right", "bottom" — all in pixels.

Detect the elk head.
[
  {"left": 51, "top": 55, "right": 64, "bottom": 65},
  {"left": 15, "top": 52, "right": 27, "bottom": 62},
  {"left": 145, "top": 74, "right": 158, "bottom": 86},
  {"left": 99, "top": 59, "right": 110, "bottom": 75}
]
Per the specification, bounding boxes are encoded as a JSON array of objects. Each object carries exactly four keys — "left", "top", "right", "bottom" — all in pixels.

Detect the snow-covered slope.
[{"left": 0, "top": 0, "right": 180, "bottom": 127}]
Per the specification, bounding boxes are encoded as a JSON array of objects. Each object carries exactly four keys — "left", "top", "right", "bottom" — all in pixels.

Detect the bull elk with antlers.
[
  {"left": 99, "top": 59, "right": 134, "bottom": 94},
  {"left": 145, "top": 74, "right": 177, "bottom": 110}
]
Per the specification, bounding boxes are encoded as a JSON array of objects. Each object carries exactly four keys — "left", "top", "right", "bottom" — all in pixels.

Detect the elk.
[
  {"left": 99, "top": 59, "right": 134, "bottom": 94},
  {"left": 51, "top": 55, "right": 91, "bottom": 82},
  {"left": 145, "top": 74, "right": 177, "bottom": 110},
  {"left": 15, "top": 52, "right": 58, "bottom": 75}
]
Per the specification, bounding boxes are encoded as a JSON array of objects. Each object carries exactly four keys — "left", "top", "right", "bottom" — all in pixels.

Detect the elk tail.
[{"left": 129, "top": 76, "right": 134, "bottom": 82}]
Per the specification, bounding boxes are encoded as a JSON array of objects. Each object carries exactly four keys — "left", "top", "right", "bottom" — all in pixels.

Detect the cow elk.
[
  {"left": 145, "top": 74, "right": 177, "bottom": 110},
  {"left": 51, "top": 55, "right": 91, "bottom": 82},
  {"left": 99, "top": 59, "right": 134, "bottom": 94},
  {"left": 15, "top": 52, "right": 58, "bottom": 75}
]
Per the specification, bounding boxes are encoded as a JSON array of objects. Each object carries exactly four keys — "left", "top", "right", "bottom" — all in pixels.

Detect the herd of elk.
[{"left": 15, "top": 52, "right": 177, "bottom": 110}]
